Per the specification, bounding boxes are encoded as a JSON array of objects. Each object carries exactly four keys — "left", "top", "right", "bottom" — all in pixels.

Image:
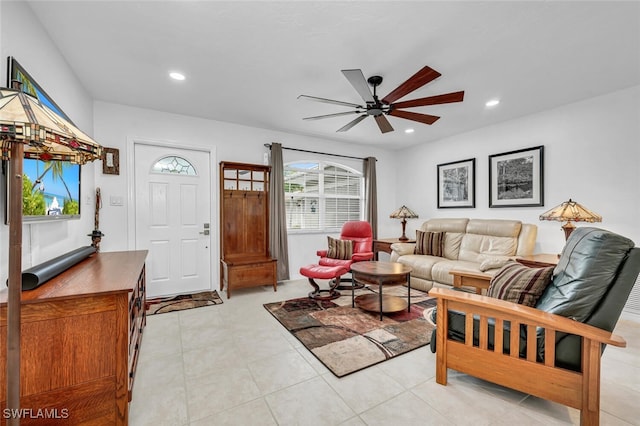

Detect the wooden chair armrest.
[
  {"left": 428, "top": 287, "right": 626, "bottom": 347},
  {"left": 449, "top": 269, "right": 493, "bottom": 280}
]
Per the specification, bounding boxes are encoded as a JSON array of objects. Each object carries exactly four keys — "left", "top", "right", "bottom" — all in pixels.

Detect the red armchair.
[{"left": 317, "top": 221, "right": 374, "bottom": 271}]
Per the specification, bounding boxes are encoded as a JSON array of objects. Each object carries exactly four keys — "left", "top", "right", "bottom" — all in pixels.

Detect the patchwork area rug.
[
  {"left": 146, "top": 290, "right": 223, "bottom": 315},
  {"left": 264, "top": 286, "right": 436, "bottom": 377}
]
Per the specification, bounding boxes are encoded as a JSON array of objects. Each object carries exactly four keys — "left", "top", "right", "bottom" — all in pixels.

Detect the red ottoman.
[{"left": 299, "top": 264, "right": 349, "bottom": 300}]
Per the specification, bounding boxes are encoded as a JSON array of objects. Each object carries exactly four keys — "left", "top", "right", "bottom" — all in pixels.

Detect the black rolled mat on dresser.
[{"left": 9, "top": 246, "right": 97, "bottom": 291}]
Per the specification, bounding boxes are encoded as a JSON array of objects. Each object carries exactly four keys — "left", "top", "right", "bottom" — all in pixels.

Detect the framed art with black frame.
[
  {"left": 437, "top": 158, "right": 475, "bottom": 208},
  {"left": 489, "top": 145, "right": 544, "bottom": 208}
]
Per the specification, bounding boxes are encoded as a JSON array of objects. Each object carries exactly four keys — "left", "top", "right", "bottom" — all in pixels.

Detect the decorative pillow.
[
  {"left": 414, "top": 230, "right": 444, "bottom": 256},
  {"left": 327, "top": 236, "right": 353, "bottom": 260},
  {"left": 487, "top": 263, "right": 554, "bottom": 307},
  {"left": 478, "top": 254, "right": 512, "bottom": 272}
]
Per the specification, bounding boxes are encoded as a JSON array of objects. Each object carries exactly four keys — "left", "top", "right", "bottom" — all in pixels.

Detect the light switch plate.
[{"left": 110, "top": 195, "right": 124, "bottom": 206}]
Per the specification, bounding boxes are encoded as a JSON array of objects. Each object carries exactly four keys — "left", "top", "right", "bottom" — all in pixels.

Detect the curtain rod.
[{"left": 264, "top": 143, "right": 376, "bottom": 161}]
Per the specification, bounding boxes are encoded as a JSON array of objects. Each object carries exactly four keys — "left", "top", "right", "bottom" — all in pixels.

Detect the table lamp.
[
  {"left": 389, "top": 205, "right": 419, "bottom": 241},
  {"left": 539, "top": 199, "right": 602, "bottom": 240}
]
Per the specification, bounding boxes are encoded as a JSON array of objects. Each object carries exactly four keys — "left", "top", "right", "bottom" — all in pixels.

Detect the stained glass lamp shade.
[
  {"left": 389, "top": 205, "right": 419, "bottom": 241},
  {"left": 539, "top": 198, "right": 602, "bottom": 240}
]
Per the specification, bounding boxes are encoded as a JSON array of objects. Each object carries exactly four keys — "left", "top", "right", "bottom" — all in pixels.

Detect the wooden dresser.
[
  {"left": 220, "top": 162, "right": 277, "bottom": 298},
  {"left": 0, "top": 250, "right": 147, "bottom": 425}
]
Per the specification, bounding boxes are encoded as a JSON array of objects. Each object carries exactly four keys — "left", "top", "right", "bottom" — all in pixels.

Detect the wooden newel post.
[{"left": 7, "top": 140, "right": 24, "bottom": 424}]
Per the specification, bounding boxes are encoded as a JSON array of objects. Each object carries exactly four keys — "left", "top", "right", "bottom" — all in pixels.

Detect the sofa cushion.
[
  {"left": 466, "top": 219, "right": 522, "bottom": 238},
  {"left": 487, "top": 262, "right": 553, "bottom": 307},
  {"left": 458, "top": 233, "right": 519, "bottom": 263},
  {"left": 442, "top": 232, "right": 464, "bottom": 260},
  {"left": 535, "top": 227, "right": 635, "bottom": 322},
  {"left": 478, "top": 254, "right": 512, "bottom": 272},
  {"left": 431, "top": 259, "right": 490, "bottom": 286},
  {"left": 422, "top": 218, "right": 469, "bottom": 233},
  {"left": 396, "top": 255, "right": 441, "bottom": 280},
  {"left": 458, "top": 219, "right": 522, "bottom": 262},
  {"left": 415, "top": 230, "right": 444, "bottom": 256},
  {"left": 423, "top": 219, "right": 469, "bottom": 260},
  {"left": 326, "top": 236, "right": 352, "bottom": 260}
]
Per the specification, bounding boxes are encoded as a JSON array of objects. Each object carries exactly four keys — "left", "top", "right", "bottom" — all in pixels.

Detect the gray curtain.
[
  {"left": 363, "top": 157, "right": 378, "bottom": 239},
  {"left": 269, "top": 143, "right": 290, "bottom": 281}
]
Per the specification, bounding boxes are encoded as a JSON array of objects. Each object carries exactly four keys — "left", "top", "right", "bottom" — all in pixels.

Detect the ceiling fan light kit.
[{"left": 299, "top": 65, "right": 464, "bottom": 134}]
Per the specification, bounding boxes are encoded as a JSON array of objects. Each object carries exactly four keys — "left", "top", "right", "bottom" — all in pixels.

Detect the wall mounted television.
[{"left": 3, "top": 56, "right": 81, "bottom": 223}]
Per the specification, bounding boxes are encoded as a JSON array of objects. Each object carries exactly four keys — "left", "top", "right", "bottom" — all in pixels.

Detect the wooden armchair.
[{"left": 429, "top": 228, "right": 640, "bottom": 425}]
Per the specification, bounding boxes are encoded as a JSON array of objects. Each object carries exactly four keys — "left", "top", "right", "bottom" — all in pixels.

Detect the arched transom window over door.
[{"left": 151, "top": 155, "right": 197, "bottom": 176}]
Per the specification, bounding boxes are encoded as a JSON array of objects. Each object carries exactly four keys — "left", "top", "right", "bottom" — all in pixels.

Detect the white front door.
[{"left": 134, "top": 143, "right": 211, "bottom": 298}]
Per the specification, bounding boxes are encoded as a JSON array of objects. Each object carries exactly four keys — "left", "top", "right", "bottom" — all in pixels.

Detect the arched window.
[
  {"left": 284, "top": 161, "right": 363, "bottom": 231},
  {"left": 151, "top": 156, "right": 197, "bottom": 175}
]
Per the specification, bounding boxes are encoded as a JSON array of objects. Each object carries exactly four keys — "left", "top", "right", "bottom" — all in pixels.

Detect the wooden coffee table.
[{"left": 350, "top": 261, "right": 412, "bottom": 320}]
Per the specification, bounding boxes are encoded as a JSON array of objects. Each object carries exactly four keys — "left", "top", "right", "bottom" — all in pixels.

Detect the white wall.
[
  {"left": 93, "top": 101, "right": 399, "bottom": 282},
  {"left": 0, "top": 1, "right": 97, "bottom": 284},
  {"left": 2, "top": 0, "right": 638, "bottom": 292},
  {"left": 395, "top": 85, "right": 640, "bottom": 255}
]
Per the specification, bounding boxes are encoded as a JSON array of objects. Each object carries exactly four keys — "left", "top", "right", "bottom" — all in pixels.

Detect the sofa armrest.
[
  {"left": 317, "top": 249, "right": 328, "bottom": 257},
  {"left": 390, "top": 243, "right": 415, "bottom": 256}
]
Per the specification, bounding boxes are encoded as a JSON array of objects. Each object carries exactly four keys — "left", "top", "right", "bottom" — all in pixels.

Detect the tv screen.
[{"left": 3, "top": 56, "right": 81, "bottom": 222}]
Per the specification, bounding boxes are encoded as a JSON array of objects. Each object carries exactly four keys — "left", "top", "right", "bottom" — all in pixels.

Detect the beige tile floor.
[{"left": 129, "top": 280, "right": 640, "bottom": 425}]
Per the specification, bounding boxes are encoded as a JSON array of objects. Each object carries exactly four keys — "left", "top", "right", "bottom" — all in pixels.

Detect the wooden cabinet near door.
[{"left": 220, "top": 162, "right": 277, "bottom": 298}]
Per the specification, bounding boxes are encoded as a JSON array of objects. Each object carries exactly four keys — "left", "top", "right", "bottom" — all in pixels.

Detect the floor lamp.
[{"left": 1, "top": 85, "right": 102, "bottom": 423}]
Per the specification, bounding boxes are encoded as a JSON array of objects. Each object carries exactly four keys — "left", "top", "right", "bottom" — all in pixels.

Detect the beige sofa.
[{"left": 389, "top": 218, "right": 537, "bottom": 292}]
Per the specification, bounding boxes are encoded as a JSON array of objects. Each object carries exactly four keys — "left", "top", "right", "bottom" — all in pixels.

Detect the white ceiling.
[{"left": 26, "top": 1, "right": 640, "bottom": 150}]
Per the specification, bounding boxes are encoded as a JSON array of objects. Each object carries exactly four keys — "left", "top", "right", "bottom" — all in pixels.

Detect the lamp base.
[
  {"left": 398, "top": 218, "right": 408, "bottom": 241},
  {"left": 562, "top": 221, "right": 576, "bottom": 240}
]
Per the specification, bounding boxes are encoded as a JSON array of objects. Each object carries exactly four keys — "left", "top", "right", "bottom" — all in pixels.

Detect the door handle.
[{"left": 199, "top": 230, "right": 210, "bottom": 235}]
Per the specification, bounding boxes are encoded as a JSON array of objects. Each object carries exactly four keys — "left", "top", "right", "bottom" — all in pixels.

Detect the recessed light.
[
  {"left": 485, "top": 99, "right": 500, "bottom": 107},
  {"left": 169, "top": 72, "right": 185, "bottom": 81},
  {"left": 404, "top": 128, "right": 415, "bottom": 134}
]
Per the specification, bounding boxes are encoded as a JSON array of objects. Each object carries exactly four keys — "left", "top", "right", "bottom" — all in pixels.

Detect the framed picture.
[
  {"left": 437, "top": 158, "right": 475, "bottom": 208},
  {"left": 489, "top": 146, "right": 544, "bottom": 207},
  {"left": 102, "top": 148, "right": 120, "bottom": 175}
]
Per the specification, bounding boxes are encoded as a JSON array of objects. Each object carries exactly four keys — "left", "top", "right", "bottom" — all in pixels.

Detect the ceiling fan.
[{"left": 298, "top": 66, "right": 464, "bottom": 134}]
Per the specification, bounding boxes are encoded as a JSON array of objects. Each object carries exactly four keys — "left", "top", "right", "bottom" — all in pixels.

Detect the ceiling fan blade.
[
  {"left": 298, "top": 95, "right": 362, "bottom": 108},
  {"left": 391, "top": 91, "right": 465, "bottom": 109},
  {"left": 303, "top": 111, "right": 362, "bottom": 121},
  {"left": 337, "top": 115, "right": 367, "bottom": 132},
  {"left": 341, "top": 69, "right": 375, "bottom": 104},
  {"left": 388, "top": 109, "right": 440, "bottom": 125},
  {"left": 374, "top": 115, "right": 394, "bottom": 133},
  {"left": 382, "top": 66, "right": 441, "bottom": 104}
]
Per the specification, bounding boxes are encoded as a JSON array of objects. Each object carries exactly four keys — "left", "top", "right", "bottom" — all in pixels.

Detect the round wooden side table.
[{"left": 350, "top": 261, "right": 413, "bottom": 320}]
